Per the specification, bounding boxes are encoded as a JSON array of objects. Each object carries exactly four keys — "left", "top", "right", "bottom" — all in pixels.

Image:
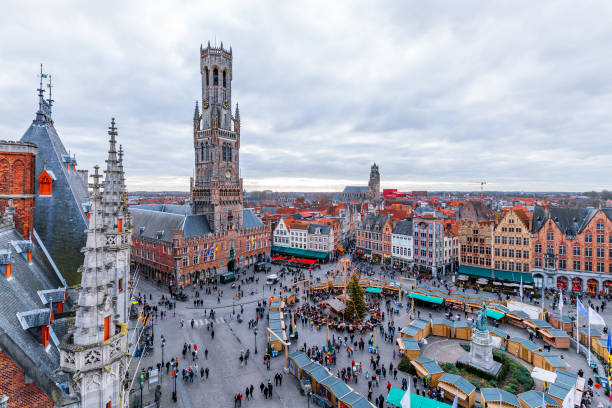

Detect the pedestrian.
[
  {"left": 205, "top": 367, "right": 209, "bottom": 379},
  {"left": 387, "top": 381, "right": 391, "bottom": 393},
  {"left": 211, "top": 329, "right": 215, "bottom": 339},
  {"left": 250, "top": 384, "right": 254, "bottom": 397},
  {"left": 200, "top": 367, "right": 205, "bottom": 380},
  {"left": 205, "top": 348, "right": 208, "bottom": 359},
  {"left": 264, "top": 388, "right": 268, "bottom": 399}
]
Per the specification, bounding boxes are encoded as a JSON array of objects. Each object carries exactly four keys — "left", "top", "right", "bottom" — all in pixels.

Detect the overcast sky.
[{"left": 2, "top": 1, "right": 612, "bottom": 192}]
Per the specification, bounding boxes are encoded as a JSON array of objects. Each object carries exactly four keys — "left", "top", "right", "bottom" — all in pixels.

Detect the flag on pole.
[
  {"left": 519, "top": 277, "right": 523, "bottom": 299},
  {"left": 541, "top": 390, "right": 546, "bottom": 408},
  {"left": 451, "top": 394, "right": 458, "bottom": 408},
  {"left": 576, "top": 299, "right": 588, "bottom": 317},
  {"left": 558, "top": 292, "right": 563, "bottom": 313},
  {"left": 400, "top": 378, "right": 411, "bottom": 408},
  {"left": 588, "top": 307, "right": 606, "bottom": 326},
  {"left": 607, "top": 332, "right": 611, "bottom": 354},
  {"left": 130, "top": 296, "right": 138, "bottom": 305}
]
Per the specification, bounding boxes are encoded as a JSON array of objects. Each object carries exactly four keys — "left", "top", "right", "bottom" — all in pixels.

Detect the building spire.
[
  {"left": 235, "top": 103, "right": 240, "bottom": 122},
  {"left": 194, "top": 100, "right": 200, "bottom": 121}
]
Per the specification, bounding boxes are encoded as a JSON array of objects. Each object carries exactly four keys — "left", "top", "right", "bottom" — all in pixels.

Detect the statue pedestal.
[{"left": 459, "top": 328, "right": 502, "bottom": 376}]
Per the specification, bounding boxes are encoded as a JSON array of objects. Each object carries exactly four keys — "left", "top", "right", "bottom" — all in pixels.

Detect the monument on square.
[{"left": 459, "top": 303, "right": 503, "bottom": 376}]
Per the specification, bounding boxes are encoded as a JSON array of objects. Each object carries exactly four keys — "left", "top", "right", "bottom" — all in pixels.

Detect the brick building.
[
  {"left": 0, "top": 141, "right": 37, "bottom": 239},
  {"left": 413, "top": 216, "right": 458, "bottom": 276},
  {"left": 131, "top": 43, "right": 270, "bottom": 286},
  {"left": 457, "top": 201, "right": 495, "bottom": 269},
  {"left": 355, "top": 214, "right": 393, "bottom": 262},
  {"left": 531, "top": 206, "right": 612, "bottom": 293},
  {"left": 493, "top": 208, "right": 531, "bottom": 273}
]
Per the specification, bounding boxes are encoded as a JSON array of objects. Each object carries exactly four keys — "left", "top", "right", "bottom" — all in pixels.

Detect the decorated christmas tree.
[{"left": 345, "top": 272, "right": 367, "bottom": 321}]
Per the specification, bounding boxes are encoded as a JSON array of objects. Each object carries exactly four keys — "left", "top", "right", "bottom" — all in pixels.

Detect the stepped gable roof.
[
  {"left": 393, "top": 219, "right": 413, "bottom": 236},
  {"left": 0, "top": 219, "right": 70, "bottom": 404},
  {"left": 20, "top": 103, "right": 89, "bottom": 283},
  {"left": 532, "top": 206, "right": 597, "bottom": 235}
]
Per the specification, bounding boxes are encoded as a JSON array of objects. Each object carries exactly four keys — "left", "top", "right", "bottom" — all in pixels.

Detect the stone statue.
[{"left": 476, "top": 302, "right": 488, "bottom": 332}]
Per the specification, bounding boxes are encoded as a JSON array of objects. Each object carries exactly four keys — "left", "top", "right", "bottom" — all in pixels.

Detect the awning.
[
  {"left": 459, "top": 265, "right": 534, "bottom": 284},
  {"left": 387, "top": 388, "right": 453, "bottom": 408},
  {"left": 365, "top": 287, "right": 383, "bottom": 294},
  {"left": 531, "top": 367, "right": 557, "bottom": 383},
  {"left": 409, "top": 292, "right": 444, "bottom": 305},
  {"left": 271, "top": 246, "right": 328, "bottom": 260},
  {"left": 486, "top": 309, "right": 505, "bottom": 320}
]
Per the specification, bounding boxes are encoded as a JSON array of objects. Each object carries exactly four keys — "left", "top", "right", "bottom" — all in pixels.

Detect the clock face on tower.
[{"left": 225, "top": 169, "right": 232, "bottom": 179}]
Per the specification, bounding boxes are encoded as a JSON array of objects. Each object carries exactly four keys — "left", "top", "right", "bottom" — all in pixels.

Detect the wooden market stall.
[
  {"left": 481, "top": 388, "right": 522, "bottom": 408},
  {"left": 507, "top": 337, "right": 541, "bottom": 364},
  {"left": 517, "top": 390, "right": 560, "bottom": 408},
  {"left": 432, "top": 318, "right": 453, "bottom": 338},
  {"left": 506, "top": 310, "right": 531, "bottom": 328},
  {"left": 396, "top": 337, "right": 421, "bottom": 359},
  {"left": 453, "top": 321, "right": 472, "bottom": 341},
  {"left": 532, "top": 351, "right": 568, "bottom": 372},
  {"left": 319, "top": 376, "right": 352, "bottom": 407},
  {"left": 410, "top": 357, "right": 444, "bottom": 387},
  {"left": 386, "top": 388, "right": 452, "bottom": 408},
  {"left": 547, "top": 313, "right": 573, "bottom": 333},
  {"left": 524, "top": 319, "right": 552, "bottom": 333},
  {"left": 593, "top": 336, "right": 611, "bottom": 361},
  {"left": 539, "top": 328, "right": 571, "bottom": 349},
  {"left": 287, "top": 351, "right": 314, "bottom": 379},
  {"left": 338, "top": 391, "right": 376, "bottom": 408},
  {"left": 578, "top": 326, "right": 602, "bottom": 346},
  {"left": 445, "top": 294, "right": 466, "bottom": 309},
  {"left": 438, "top": 373, "right": 477, "bottom": 408},
  {"left": 400, "top": 319, "right": 431, "bottom": 341},
  {"left": 547, "top": 382, "right": 573, "bottom": 405},
  {"left": 489, "top": 327, "right": 509, "bottom": 350},
  {"left": 302, "top": 362, "right": 332, "bottom": 394}
]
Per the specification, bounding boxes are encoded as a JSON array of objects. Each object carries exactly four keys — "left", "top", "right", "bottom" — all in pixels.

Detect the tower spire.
[
  {"left": 235, "top": 103, "right": 240, "bottom": 122},
  {"left": 194, "top": 100, "right": 200, "bottom": 121}
]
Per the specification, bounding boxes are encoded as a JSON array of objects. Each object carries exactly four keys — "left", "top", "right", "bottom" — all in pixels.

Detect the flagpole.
[
  {"left": 588, "top": 314, "right": 591, "bottom": 365},
  {"left": 576, "top": 301, "right": 579, "bottom": 355}
]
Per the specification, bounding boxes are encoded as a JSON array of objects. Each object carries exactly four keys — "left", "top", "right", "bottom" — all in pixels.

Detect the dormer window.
[{"left": 37, "top": 169, "right": 56, "bottom": 196}]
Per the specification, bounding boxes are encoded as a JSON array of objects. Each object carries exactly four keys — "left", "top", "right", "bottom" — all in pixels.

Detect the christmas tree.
[{"left": 345, "top": 272, "right": 367, "bottom": 321}]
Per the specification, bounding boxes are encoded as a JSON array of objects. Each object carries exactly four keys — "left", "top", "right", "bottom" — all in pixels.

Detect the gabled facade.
[
  {"left": 273, "top": 218, "right": 291, "bottom": 247},
  {"left": 531, "top": 206, "right": 612, "bottom": 293},
  {"left": 413, "top": 216, "right": 457, "bottom": 275},
  {"left": 392, "top": 219, "right": 414, "bottom": 267},
  {"left": 493, "top": 209, "right": 531, "bottom": 274},
  {"left": 355, "top": 214, "right": 392, "bottom": 262},
  {"left": 457, "top": 201, "right": 495, "bottom": 270}
]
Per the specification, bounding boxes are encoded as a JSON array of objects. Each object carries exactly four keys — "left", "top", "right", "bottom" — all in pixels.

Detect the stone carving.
[{"left": 476, "top": 302, "right": 488, "bottom": 331}]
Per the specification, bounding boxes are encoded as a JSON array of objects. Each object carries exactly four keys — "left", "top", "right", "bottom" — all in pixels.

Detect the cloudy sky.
[{"left": 2, "top": 1, "right": 612, "bottom": 192}]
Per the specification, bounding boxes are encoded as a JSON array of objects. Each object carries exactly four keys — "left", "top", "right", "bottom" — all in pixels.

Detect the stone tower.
[
  {"left": 191, "top": 41, "right": 243, "bottom": 233},
  {"left": 368, "top": 163, "right": 380, "bottom": 196},
  {"left": 102, "top": 118, "right": 132, "bottom": 325},
  {"left": 59, "top": 146, "right": 129, "bottom": 407}
]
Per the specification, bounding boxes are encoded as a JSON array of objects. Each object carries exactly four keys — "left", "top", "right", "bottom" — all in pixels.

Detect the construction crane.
[{"left": 480, "top": 181, "right": 486, "bottom": 201}]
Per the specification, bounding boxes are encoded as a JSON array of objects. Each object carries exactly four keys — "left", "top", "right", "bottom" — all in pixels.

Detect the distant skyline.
[{"left": 2, "top": 2, "right": 612, "bottom": 192}]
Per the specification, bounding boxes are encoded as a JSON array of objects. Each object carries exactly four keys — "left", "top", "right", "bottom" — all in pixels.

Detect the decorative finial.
[
  {"left": 235, "top": 103, "right": 240, "bottom": 122},
  {"left": 91, "top": 165, "right": 102, "bottom": 195},
  {"left": 47, "top": 75, "right": 53, "bottom": 108},
  {"left": 194, "top": 100, "right": 200, "bottom": 121}
]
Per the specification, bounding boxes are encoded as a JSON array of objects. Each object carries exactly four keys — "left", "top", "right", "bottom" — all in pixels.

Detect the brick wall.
[
  {"left": 0, "top": 142, "right": 36, "bottom": 239},
  {"left": 0, "top": 351, "right": 53, "bottom": 408}
]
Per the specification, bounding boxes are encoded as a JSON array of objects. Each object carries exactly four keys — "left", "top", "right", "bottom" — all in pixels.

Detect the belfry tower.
[
  {"left": 368, "top": 163, "right": 380, "bottom": 196},
  {"left": 191, "top": 41, "right": 243, "bottom": 232}
]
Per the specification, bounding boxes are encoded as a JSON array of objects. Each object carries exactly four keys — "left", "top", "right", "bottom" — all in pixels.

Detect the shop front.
[
  {"left": 587, "top": 279, "right": 598, "bottom": 294},
  {"left": 571, "top": 277, "right": 582, "bottom": 292},
  {"left": 556, "top": 276, "right": 568, "bottom": 291}
]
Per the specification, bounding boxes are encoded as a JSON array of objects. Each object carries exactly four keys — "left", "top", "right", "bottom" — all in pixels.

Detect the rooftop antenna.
[
  {"left": 37, "top": 64, "right": 46, "bottom": 112},
  {"left": 47, "top": 74, "right": 53, "bottom": 108}
]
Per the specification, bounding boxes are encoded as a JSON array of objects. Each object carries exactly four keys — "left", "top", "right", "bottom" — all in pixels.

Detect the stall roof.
[
  {"left": 518, "top": 391, "right": 560, "bottom": 408},
  {"left": 288, "top": 351, "right": 312, "bottom": 368},
  {"left": 507, "top": 310, "right": 531, "bottom": 320},
  {"left": 269, "top": 311, "right": 282, "bottom": 320},
  {"left": 329, "top": 381, "right": 352, "bottom": 399},
  {"left": 509, "top": 337, "right": 540, "bottom": 351},
  {"left": 486, "top": 309, "right": 505, "bottom": 320},
  {"left": 387, "top": 388, "right": 452, "bottom": 408},
  {"left": 546, "top": 328, "right": 570, "bottom": 338},
  {"left": 269, "top": 319, "right": 284, "bottom": 330},
  {"left": 409, "top": 292, "right": 444, "bottom": 304},
  {"left": 489, "top": 327, "right": 508, "bottom": 338},
  {"left": 404, "top": 338, "right": 420, "bottom": 351},
  {"left": 550, "top": 314, "right": 573, "bottom": 323},
  {"left": 401, "top": 326, "right": 420, "bottom": 337},
  {"left": 554, "top": 370, "right": 578, "bottom": 388},
  {"left": 325, "top": 298, "right": 347, "bottom": 313},
  {"left": 459, "top": 265, "right": 534, "bottom": 284},
  {"left": 481, "top": 388, "right": 521, "bottom": 407},
  {"left": 440, "top": 373, "right": 476, "bottom": 395},
  {"left": 547, "top": 383, "right": 572, "bottom": 400},
  {"left": 453, "top": 321, "right": 470, "bottom": 328},
  {"left": 304, "top": 364, "right": 332, "bottom": 382},
  {"left": 365, "top": 287, "right": 383, "bottom": 294},
  {"left": 413, "top": 357, "right": 443, "bottom": 375},
  {"left": 535, "top": 352, "right": 568, "bottom": 369},
  {"left": 432, "top": 318, "right": 453, "bottom": 326},
  {"left": 411, "top": 319, "right": 429, "bottom": 329},
  {"left": 578, "top": 327, "right": 602, "bottom": 336},
  {"left": 488, "top": 304, "right": 510, "bottom": 313},
  {"left": 529, "top": 319, "right": 552, "bottom": 329}
]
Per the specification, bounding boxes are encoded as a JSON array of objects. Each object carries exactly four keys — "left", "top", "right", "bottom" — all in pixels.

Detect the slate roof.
[
  {"left": 21, "top": 118, "right": 89, "bottom": 285},
  {"left": 361, "top": 214, "right": 389, "bottom": 230},
  {"left": 37, "top": 288, "right": 66, "bottom": 304},
  {"left": 393, "top": 220, "right": 413, "bottom": 236},
  {"left": 131, "top": 206, "right": 262, "bottom": 242},
  {"left": 531, "top": 206, "right": 603, "bottom": 235},
  {"left": 457, "top": 201, "right": 495, "bottom": 222},
  {"left": 16, "top": 309, "right": 51, "bottom": 329},
  {"left": 0, "top": 220, "right": 70, "bottom": 403},
  {"left": 343, "top": 186, "right": 370, "bottom": 193},
  {"left": 307, "top": 224, "right": 331, "bottom": 235}
]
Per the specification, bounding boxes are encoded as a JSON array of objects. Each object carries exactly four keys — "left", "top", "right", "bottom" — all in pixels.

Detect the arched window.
[
  {"left": 213, "top": 68, "right": 218, "bottom": 86},
  {"left": 200, "top": 144, "right": 204, "bottom": 162},
  {"left": 204, "top": 67, "right": 209, "bottom": 86},
  {"left": 223, "top": 70, "right": 227, "bottom": 87},
  {"left": 205, "top": 142, "right": 210, "bottom": 161}
]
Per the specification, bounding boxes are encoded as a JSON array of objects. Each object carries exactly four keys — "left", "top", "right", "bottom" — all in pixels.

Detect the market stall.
[
  {"left": 410, "top": 357, "right": 444, "bottom": 387},
  {"left": 507, "top": 337, "right": 541, "bottom": 364},
  {"left": 539, "top": 328, "right": 571, "bottom": 349},
  {"left": 438, "top": 373, "right": 477, "bottom": 408},
  {"left": 432, "top": 318, "right": 453, "bottom": 338},
  {"left": 481, "top": 388, "right": 522, "bottom": 408},
  {"left": 532, "top": 351, "right": 568, "bottom": 372}
]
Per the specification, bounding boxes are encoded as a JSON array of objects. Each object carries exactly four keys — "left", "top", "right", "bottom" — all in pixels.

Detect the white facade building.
[
  {"left": 273, "top": 219, "right": 290, "bottom": 247},
  {"left": 392, "top": 219, "right": 414, "bottom": 267}
]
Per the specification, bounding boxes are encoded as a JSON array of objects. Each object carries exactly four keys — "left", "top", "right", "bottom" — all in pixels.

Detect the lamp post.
[
  {"left": 172, "top": 369, "right": 177, "bottom": 402},
  {"left": 233, "top": 298, "right": 235, "bottom": 315},
  {"left": 254, "top": 328, "right": 258, "bottom": 354},
  {"left": 139, "top": 371, "right": 144, "bottom": 408}
]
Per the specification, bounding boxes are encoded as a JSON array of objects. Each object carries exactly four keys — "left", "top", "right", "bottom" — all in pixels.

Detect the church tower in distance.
[
  {"left": 368, "top": 163, "right": 380, "bottom": 196},
  {"left": 191, "top": 41, "right": 243, "bottom": 233}
]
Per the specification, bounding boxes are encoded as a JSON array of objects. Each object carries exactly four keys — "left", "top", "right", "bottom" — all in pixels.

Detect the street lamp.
[
  {"left": 254, "top": 328, "right": 258, "bottom": 354},
  {"left": 139, "top": 371, "right": 144, "bottom": 408},
  {"left": 233, "top": 298, "right": 235, "bottom": 314}
]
